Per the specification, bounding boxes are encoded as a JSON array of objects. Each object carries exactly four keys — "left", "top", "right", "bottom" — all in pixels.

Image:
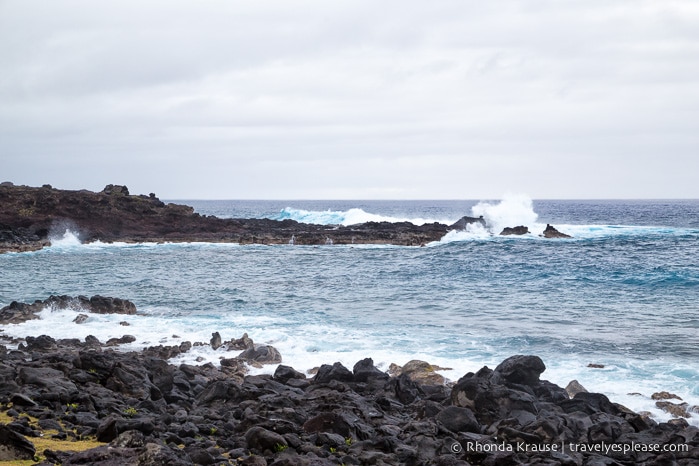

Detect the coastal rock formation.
[
  {"left": 0, "top": 295, "right": 136, "bottom": 325},
  {"left": 500, "top": 225, "right": 530, "bottom": 235},
  {"left": 0, "top": 183, "right": 574, "bottom": 250},
  {"left": 449, "top": 215, "right": 486, "bottom": 230},
  {"left": 0, "top": 183, "right": 452, "bottom": 250},
  {"left": 542, "top": 223, "right": 572, "bottom": 238},
  {"left": 0, "top": 323, "right": 696, "bottom": 465}
]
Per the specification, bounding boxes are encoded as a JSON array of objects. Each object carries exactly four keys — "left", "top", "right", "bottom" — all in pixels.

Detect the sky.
[{"left": 1, "top": 0, "right": 698, "bottom": 199}]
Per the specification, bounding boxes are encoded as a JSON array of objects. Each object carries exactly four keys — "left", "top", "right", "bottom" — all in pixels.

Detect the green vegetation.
[
  {"left": 273, "top": 443, "right": 288, "bottom": 453},
  {"left": 0, "top": 409, "right": 104, "bottom": 466}
]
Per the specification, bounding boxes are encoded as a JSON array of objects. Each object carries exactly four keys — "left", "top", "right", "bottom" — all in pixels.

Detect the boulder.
[
  {"left": 313, "top": 362, "right": 354, "bottom": 384},
  {"left": 105, "top": 335, "right": 137, "bottom": 346},
  {"left": 273, "top": 365, "right": 306, "bottom": 384},
  {"left": 245, "top": 426, "right": 287, "bottom": 453},
  {"left": 435, "top": 406, "right": 481, "bottom": 433},
  {"left": 399, "top": 360, "right": 446, "bottom": 386},
  {"left": 352, "top": 358, "right": 389, "bottom": 384},
  {"left": 0, "top": 424, "right": 35, "bottom": 461},
  {"left": 102, "top": 184, "right": 130, "bottom": 196},
  {"left": 210, "top": 332, "right": 222, "bottom": 350},
  {"left": 492, "top": 355, "right": 546, "bottom": 386},
  {"left": 565, "top": 379, "right": 588, "bottom": 398},
  {"left": 238, "top": 345, "right": 282, "bottom": 365}
]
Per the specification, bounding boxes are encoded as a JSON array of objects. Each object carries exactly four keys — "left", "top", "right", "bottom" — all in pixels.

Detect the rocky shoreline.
[
  {"left": 0, "top": 182, "right": 570, "bottom": 253},
  {"left": 0, "top": 297, "right": 697, "bottom": 465}
]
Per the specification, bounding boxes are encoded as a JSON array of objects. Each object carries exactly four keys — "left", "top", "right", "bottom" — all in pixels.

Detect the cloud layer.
[{"left": 2, "top": 0, "right": 698, "bottom": 198}]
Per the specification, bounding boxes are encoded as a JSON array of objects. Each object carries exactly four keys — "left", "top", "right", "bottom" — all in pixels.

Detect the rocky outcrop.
[
  {"left": 0, "top": 184, "right": 576, "bottom": 251},
  {"left": 449, "top": 215, "right": 486, "bottom": 230},
  {"left": 0, "top": 331, "right": 696, "bottom": 465},
  {"left": 0, "top": 295, "right": 137, "bottom": 325},
  {"left": 500, "top": 225, "right": 530, "bottom": 235},
  {"left": 542, "top": 223, "right": 572, "bottom": 238},
  {"left": 0, "top": 184, "right": 452, "bottom": 250}
]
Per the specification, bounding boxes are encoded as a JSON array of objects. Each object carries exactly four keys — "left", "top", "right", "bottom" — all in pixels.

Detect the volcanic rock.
[
  {"left": 237, "top": 344, "right": 282, "bottom": 365},
  {"left": 542, "top": 223, "right": 572, "bottom": 238},
  {"left": 0, "top": 183, "right": 456, "bottom": 249},
  {"left": 500, "top": 225, "right": 529, "bottom": 235},
  {"left": 0, "top": 304, "right": 696, "bottom": 465},
  {"left": 397, "top": 360, "right": 446, "bottom": 386},
  {"left": 0, "top": 295, "right": 137, "bottom": 325},
  {"left": 449, "top": 215, "right": 486, "bottom": 230},
  {"left": 0, "top": 424, "right": 36, "bottom": 461}
]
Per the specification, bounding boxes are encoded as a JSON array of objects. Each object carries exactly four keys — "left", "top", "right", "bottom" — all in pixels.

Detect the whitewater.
[{"left": 1, "top": 196, "right": 698, "bottom": 426}]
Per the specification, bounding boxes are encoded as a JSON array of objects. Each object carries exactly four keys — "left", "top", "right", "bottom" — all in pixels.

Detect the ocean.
[{"left": 1, "top": 196, "right": 698, "bottom": 426}]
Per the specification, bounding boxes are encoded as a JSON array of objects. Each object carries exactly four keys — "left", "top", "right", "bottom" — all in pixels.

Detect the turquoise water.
[{"left": 1, "top": 197, "right": 698, "bottom": 424}]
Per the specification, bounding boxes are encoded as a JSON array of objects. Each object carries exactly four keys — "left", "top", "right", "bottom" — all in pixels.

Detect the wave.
[
  {"left": 1, "top": 305, "right": 696, "bottom": 427},
  {"left": 271, "top": 207, "right": 449, "bottom": 227},
  {"left": 38, "top": 196, "right": 699, "bottom": 252},
  {"left": 433, "top": 194, "right": 699, "bottom": 244}
]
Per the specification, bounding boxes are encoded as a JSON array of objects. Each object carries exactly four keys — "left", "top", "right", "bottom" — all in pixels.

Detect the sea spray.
[
  {"left": 274, "top": 207, "right": 451, "bottom": 227},
  {"left": 471, "top": 194, "right": 540, "bottom": 235}
]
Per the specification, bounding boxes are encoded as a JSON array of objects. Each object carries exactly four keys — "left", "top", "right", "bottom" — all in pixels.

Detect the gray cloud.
[{"left": 1, "top": 0, "right": 698, "bottom": 199}]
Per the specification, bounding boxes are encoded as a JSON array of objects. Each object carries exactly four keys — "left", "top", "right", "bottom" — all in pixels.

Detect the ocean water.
[{"left": 1, "top": 196, "right": 698, "bottom": 425}]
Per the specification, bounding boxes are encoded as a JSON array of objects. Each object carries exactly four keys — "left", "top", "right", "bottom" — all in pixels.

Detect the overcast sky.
[{"left": 1, "top": 1, "right": 698, "bottom": 199}]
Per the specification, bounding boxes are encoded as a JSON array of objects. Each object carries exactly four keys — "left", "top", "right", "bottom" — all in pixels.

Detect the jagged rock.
[
  {"left": 0, "top": 424, "right": 36, "bottom": 461},
  {"left": 449, "top": 215, "right": 486, "bottom": 230},
  {"left": 565, "top": 379, "right": 588, "bottom": 398},
  {"left": 88, "top": 295, "right": 137, "bottom": 314},
  {"left": 500, "top": 225, "right": 529, "bottom": 235},
  {"left": 651, "top": 391, "right": 682, "bottom": 401},
  {"left": 225, "top": 332, "right": 254, "bottom": 350},
  {"left": 313, "top": 362, "right": 354, "bottom": 384},
  {"left": 542, "top": 223, "right": 572, "bottom": 238},
  {"left": 73, "top": 313, "right": 89, "bottom": 324},
  {"left": 210, "top": 332, "right": 222, "bottom": 350},
  {"left": 102, "top": 184, "right": 130, "bottom": 196},
  {"left": 387, "top": 373, "right": 424, "bottom": 404},
  {"left": 0, "top": 331, "right": 697, "bottom": 466},
  {"left": 655, "top": 401, "right": 691, "bottom": 418},
  {"left": 24, "top": 334, "right": 57, "bottom": 351},
  {"left": 0, "top": 295, "right": 136, "bottom": 325},
  {"left": 273, "top": 365, "right": 306, "bottom": 384},
  {"left": 352, "top": 358, "right": 389, "bottom": 384}
]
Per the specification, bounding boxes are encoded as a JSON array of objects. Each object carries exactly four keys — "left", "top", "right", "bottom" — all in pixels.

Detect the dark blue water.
[{"left": 1, "top": 198, "right": 698, "bottom": 424}]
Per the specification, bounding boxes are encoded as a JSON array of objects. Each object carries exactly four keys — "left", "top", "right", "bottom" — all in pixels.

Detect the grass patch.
[{"left": 0, "top": 408, "right": 105, "bottom": 465}]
